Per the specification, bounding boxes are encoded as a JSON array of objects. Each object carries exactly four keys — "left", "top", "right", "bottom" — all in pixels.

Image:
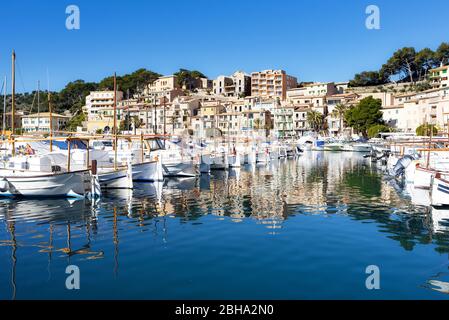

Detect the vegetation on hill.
[
  {"left": 0, "top": 68, "right": 163, "bottom": 130},
  {"left": 349, "top": 42, "right": 449, "bottom": 87},
  {"left": 173, "top": 69, "right": 207, "bottom": 90}
]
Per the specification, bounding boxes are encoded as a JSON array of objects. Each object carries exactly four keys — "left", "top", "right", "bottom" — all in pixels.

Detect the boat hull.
[
  {"left": 0, "top": 170, "right": 89, "bottom": 198},
  {"left": 162, "top": 161, "right": 197, "bottom": 177},
  {"left": 431, "top": 175, "right": 449, "bottom": 207},
  {"left": 132, "top": 161, "right": 164, "bottom": 182},
  {"left": 98, "top": 167, "right": 133, "bottom": 189}
]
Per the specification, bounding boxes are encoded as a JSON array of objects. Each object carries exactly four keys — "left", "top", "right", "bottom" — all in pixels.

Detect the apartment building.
[
  {"left": 200, "top": 101, "right": 227, "bottom": 130},
  {"left": 382, "top": 88, "right": 449, "bottom": 133},
  {"left": 84, "top": 90, "right": 124, "bottom": 133},
  {"left": 429, "top": 65, "right": 449, "bottom": 89},
  {"left": 240, "top": 110, "right": 272, "bottom": 133},
  {"left": 273, "top": 106, "right": 295, "bottom": 138},
  {"left": 213, "top": 71, "right": 251, "bottom": 97},
  {"left": 288, "top": 82, "right": 338, "bottom": 97},
  {"left": 251, "top": 70, "right": 298, "bottom": 101},
  {"left": 293, "top": 107, "right": 310, "bottom": 136},
  {"left": 382, "top": 105, "right": 405, "bottom": 130},
  {"left": 144, "top": 75, "right": 184, "bottom": 105},
  {"left": 22, "top": 112, "right": 70, "bottom": 133}
]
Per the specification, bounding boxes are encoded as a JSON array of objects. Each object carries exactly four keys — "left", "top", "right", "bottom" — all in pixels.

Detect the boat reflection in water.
[{"left": 1, "top": 152, "right": 449, "bottom": 299}]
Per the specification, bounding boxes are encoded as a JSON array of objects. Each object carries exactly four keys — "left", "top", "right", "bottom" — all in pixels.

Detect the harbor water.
[{"left": 1, "top": 152, "right": 449, "bottom": 299}]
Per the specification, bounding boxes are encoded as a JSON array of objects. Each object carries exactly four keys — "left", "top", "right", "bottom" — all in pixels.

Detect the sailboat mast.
[
  {"left": 11, "top": 51, "right": 16, "bottom": 157},
  {"left": 2, "top": 76, "right": 6, "bottom": 135},
  {"left": 37, "top": 80, "right": 40, "bottom": 132},
  {"left": 113, "top": 73, "right": 118, "bottom": 170},
  {"left": 48, "top": 91, "right": 53, "bottom": 152}
]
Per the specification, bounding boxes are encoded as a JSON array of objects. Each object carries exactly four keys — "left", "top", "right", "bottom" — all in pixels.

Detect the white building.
[
  {"left": 84, "top": 90, "right": 124, "bottom": 133},
  {"left": 22, "top": 112, "right": 70, "bottom": 133},
  {"left": 213, "top": 71, "right": 251, "bottom": 97}
]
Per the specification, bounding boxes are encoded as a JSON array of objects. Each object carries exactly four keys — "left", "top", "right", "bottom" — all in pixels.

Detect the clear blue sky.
[{"left": 0, "top": 0, "right": 448, "bottom": 92}]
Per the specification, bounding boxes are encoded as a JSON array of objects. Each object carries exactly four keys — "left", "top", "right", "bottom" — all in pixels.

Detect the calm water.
[{"left": 1, "top": 152, "right": 449, "bottom": 300}]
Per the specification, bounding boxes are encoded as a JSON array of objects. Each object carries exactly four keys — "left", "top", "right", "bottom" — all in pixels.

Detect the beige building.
[
  {"left": 144, "top": 75, "right": 184, "bottom": 105},
  {"left": 84, "top": 90, "right": 124, "bottom": 133},
  {"left": 293, "top": 107, "right": 311, "bottom": 136},
  {"left": 287, "top": 82, "right": 338, "bottom": 98},
  {"left": 22, "top": 112, "right": 70, "bottom": 133},
  {"left": 213, "top": 71, "right": 251, "bottom": 97},
  {"left": 382, "top": 88, "right": 449, "bottom": 133},
  {"left": 251, "top": 70, "right": 297, "bottom": 101}
]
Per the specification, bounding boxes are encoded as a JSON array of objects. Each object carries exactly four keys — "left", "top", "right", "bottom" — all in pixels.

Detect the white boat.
[
  {"left": 155, "top": 141, "right": 198, "bottom": 177},
  {"left": 351, "top": 143, "right": 372, "bottom": 153},
  {"left": 132, "top": 160, "right": 164, "bottom": 182},
  {"left": 414, "top": 164, "right": 436, "bottom": 189},
  {"left": 97, "top": 166, "right": 133, "bottom": 189},
  {"left": 0, "top": 169, "right": 89, "bottom": 198},
  {"left": 431, "top": 173, "right": 449, "bottom": 207},
  {"left": 323, "top": 143, "right": 345, "bottom": 152}
]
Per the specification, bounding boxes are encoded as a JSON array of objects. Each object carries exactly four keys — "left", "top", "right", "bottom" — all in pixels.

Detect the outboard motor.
[
  {"left": 389, "top": 155, "right": 416, "bottom": 177},
  {"left": 0, "top": 178, "right": 9, "bottom": 193}
]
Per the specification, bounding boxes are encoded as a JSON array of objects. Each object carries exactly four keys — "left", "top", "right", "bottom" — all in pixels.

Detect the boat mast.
[
  {"left": 37, "top": 80, "right": 40, "bottom": 132},
  {"left": 113, "top": 73, "right": 118, "bottom": 171},
  {"left": 11, "top": 51, "right": 16, "bottom": 157},
  {"left": 48, "top": 91, "right": 53, "bottom": 151},
  {"left": 2, "top": 76, "right": 6, "bottom": 136}
]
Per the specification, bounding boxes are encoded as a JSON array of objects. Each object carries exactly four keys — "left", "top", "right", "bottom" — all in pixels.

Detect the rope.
[{"left": 15, "top": 60, "right": 27, "bottom": 93}]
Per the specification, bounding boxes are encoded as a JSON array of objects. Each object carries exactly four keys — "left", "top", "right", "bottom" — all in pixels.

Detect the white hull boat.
[
  {"left": 414, "top": 165, "right": 436, "bottom": 190},
  {"left": 98, "top": 167, "right": 133, "bottom": 189},
  {"left": 162, "top": 160, "right": 197, "bottom": 177},
  {"left": 431, "top": 174, "right": 449, "bottom": 207},
  {"left": 0, "top": 169, "right": 89, "bottom": 198},
  {"left": 132, "top": 161, "right": 164, "bottom": 182},
  {"left": 351, "top": 144, "right": 372, "bottom": 153},
  {"left": 323, "top": 143, "right": 345, "bottom": 152}
]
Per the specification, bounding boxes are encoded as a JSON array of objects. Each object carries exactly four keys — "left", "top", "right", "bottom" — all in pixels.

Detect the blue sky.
[{"left": 0, "top": 0, "right": 448, "bottom": 92}]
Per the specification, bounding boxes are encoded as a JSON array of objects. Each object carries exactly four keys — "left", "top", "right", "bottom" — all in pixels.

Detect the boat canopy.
[{"left": 43, "top": 140, "right": 88, "bottom": 150}]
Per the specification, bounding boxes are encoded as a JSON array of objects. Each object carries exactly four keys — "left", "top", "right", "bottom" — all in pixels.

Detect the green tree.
[
  {"left": 173, "top": 69, "right": 206, "bottom": 90},
  {"left": 58, "top": 80, "right": 98, "bottom": 113},
  {"left": 120, "top": 115, "right": 143, "bottom": 131},
  {"left": 345, "top": 96, "right": 383, "bottom": 138},
  {"left": 65, "top": 112, "right": 86, "bottom": 131},
  {"left": 367, "top": 124, "right": 392, "bottom": 138},
  {"left": 99, "top": 69, "right": 161, "bottom": 96},
  {"left": 330, "top": 104, "right": 348, "bottom": 134},
  {"left": 349, "top": 71, "right": 387, "bottom": 87},
  {"left": 307, "top": 110, "right": 324, "bottom": 132},
  {"left": 415, "top": 48, "right": 437, "bottom": 81},
  {"left": 384, "top": 47, "right": 417, "bottom": 83},
  {"left": 435, "top": 42, "right": 449, "bottom": 66},
  {"left": 416, "top": 124, "right": 438, "bottom": 136}
]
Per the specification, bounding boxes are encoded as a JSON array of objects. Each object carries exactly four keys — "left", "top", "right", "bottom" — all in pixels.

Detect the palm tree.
[
  {"left": 331, "top": 104, "right": 348, "bottom": 134},
  {"left": 307, "top": 110, "right": 324, "bottom": 133}
]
